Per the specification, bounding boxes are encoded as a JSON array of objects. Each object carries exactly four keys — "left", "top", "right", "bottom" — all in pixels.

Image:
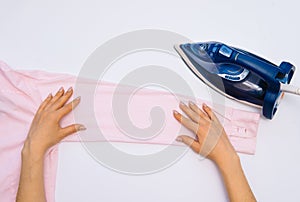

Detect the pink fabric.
[{"left": 0, "top": 61, "right": 260, "bottom": 201}]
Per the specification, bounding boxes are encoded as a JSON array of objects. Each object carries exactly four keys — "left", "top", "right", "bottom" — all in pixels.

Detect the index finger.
[
  {"left": 36, "top": 93, "right": 52, "bottom": 114},
  {"left": 173, "top": 110, "right": 199, "bottom": 134},
  {"left": 57, "top": 96, "right": 81, "bottom": 119}
]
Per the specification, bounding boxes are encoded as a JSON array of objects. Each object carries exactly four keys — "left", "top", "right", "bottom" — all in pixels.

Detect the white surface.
[{"left": 1, "top": 0, "right": 300, "bottom": 201}]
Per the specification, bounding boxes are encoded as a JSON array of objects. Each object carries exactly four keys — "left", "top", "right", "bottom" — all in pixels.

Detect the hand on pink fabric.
[
  {"left": 23, "top": 87, "right": 86, "bottom": 155},
  {"left": 173, "top": 101, "right": 256, "bottom": 202},
  {"left": 0, "top": 63, "right": 259, "bottom": 202},
  {"left": 173, "top": 101, "right": 236, "bottom": 166},
  {"left": 24, "top": 87, "right": 86, "bottom": 155},
  {"left": 17, "top": 87, "right": 86, "bottom": 202}
]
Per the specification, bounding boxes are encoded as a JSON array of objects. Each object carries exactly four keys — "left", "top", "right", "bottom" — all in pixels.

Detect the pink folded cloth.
[{"left": 0, "top": 61, "right": 260, "bottom": 202}]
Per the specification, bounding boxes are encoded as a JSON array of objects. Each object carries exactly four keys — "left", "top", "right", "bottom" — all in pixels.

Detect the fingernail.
[
  {"left": 179, "top": 101, "right": 186, "bottom": 107},
  {"left": 203, "top": 103, "right": 207, "bottom": 107},
  {"left": 173, "top": 110, "right": 179, "bottom": 115},
  {"left": 75, "top": 96, "right": 81, "bottom": 101},
  {"left": 78, "top": 125, "right": 86, "bottom": 131},
  {"left": 59, "top": 87, "right": 64, "bottom": 92},
  {"left": 67, "top": 87, "right": 73, "bottom": 92},
  {"left": 47, "top": 93, "right": 52, "bottom": 98},
  {"left": 176, "top": 136, "right": 183, "bottom": 142},
  {"left": 189, "top": 101, "right": 195, "bottom": 106}
]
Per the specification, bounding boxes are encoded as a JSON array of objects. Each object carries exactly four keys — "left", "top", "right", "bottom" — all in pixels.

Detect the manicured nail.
[
  {"left": 67, "top": 87, "right": 73, "bottom": 92},
  {"left": 179, "top": 101, "right": 186, "bottom": 106},
  {"left": 72, "top": 97, "right": 81, "bottom": 108},
  {"left": 189, "top": 101, "right": 196, "bottom": 106},
  {"left": 203, "top": 103, "right": 207, "bottom": 107},
  {"left": 77, "top": 125, "right": 86, "bottom": 131},
  {"left": 173, "top": 110, "right": 181, "bottom": 121},
  {"left": 176, "top": 136, "right": 183, "bottom": 142},
  {"left": 59, "top": 87, "right": 64, "bottom": 92}
]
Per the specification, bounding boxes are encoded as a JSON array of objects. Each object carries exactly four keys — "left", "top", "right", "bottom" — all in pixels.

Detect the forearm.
[
  {"left": 217, "top": 154, "right": 256, "bottom": 202},
  {"left": 16, "top": 87, "right": 82, "bottom": 201},
  {"left": 16, "top": 143, "right": 46, "bottom": 202}
]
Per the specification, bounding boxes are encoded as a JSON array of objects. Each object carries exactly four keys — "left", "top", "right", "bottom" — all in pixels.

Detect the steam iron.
[{"left": 175, "top": 42, "right": 300, "bottom": 119}]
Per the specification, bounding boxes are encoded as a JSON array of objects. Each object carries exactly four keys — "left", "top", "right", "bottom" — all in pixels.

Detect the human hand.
[
  {"left": 23, "top": 87, "right": 86, "bottom": 156},
  {"left": 173, "top": 102, "right": 256, "bottom": 201},
  {"left": 173, "top": 101, "right": 237, "bottom": 166}
]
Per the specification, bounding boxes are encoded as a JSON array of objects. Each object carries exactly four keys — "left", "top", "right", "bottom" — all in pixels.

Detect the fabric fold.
[{"left": 0, "top": 61, "right": 260, "bottom": 202}]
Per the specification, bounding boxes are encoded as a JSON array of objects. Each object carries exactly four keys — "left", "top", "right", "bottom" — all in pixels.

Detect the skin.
[
  {"left": 173, "top": 101, "right": 256, "bottom": 202},
  {"left": 16, "top": 87, "right": 255, "bottom": 201},
  {"left": 16, "top": 87, "right": 86, "bottom": 202}
]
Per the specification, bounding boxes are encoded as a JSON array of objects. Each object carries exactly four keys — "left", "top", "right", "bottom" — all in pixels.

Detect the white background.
[{"left": 1, "top": 0, "right": 300, "bottom": 201}]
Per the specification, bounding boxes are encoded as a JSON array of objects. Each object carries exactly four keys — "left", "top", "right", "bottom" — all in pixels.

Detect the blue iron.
[{"left": 174, "top": 42, "right": 300, "bottom": 119}]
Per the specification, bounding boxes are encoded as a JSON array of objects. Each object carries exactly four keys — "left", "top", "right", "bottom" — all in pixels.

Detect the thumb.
[{"left": 176, "top": 135, "right": 201, "bottom": 154}]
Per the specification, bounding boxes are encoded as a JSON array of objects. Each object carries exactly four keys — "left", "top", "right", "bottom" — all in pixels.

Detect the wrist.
[
  {"left": 215, "top": 152, "right": 240, "bottom": 171},
  {"left": 21, "top": 140, "right": 46, "bottom": 161}
]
